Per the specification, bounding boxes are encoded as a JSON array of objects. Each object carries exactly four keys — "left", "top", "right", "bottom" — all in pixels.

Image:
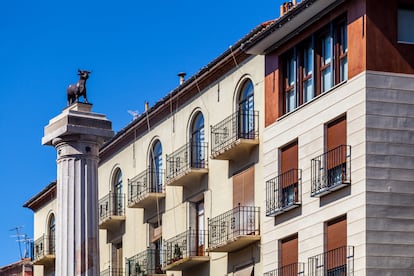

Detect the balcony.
[
  {"left": 311, "top": 145, "right": 351, "bottom": 197},
  {"left": 210, "top": 110, "right": 259, "bottom": 160},
  {"left": 100, "top": 268, "right": 125, "bottom": 276},
  {"left": 308, "top": 246, "right": 354, "bottom": 276},
  {"left": 126, "top": 249, "right": 165, "bottom": 276},
  {"left": 165, "top": 142, "right": 208, "bottom": 187},
  {"left": 33, "top": 234, "right": 55, "bottom": 265},
  {"left": 163, "top": 229, "right": 209, "bottom": 271},
  {"left": 208, "top": 205, "right": 260, "bottom": 252},
  {"left": 98, "top": 192, "right": 125, "bottom": 230},
  {"left": 266, "top": 169, "right": 302, "bottom": 216},
  {"left": 264, "top": 263, "right": 305, "bottom": 276},
  {"left": 128, "top": 168, "right": 165, "bottom": 209}
]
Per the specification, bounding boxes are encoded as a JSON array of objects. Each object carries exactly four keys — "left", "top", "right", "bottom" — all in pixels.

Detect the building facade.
[{"left": 25, "top": 0, "right": 414, "bottom": 275}]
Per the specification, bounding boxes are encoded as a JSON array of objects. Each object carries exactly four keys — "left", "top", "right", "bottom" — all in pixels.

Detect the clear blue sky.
[{"left": 0, "top": 0, "right": 281, "bottom": 265}]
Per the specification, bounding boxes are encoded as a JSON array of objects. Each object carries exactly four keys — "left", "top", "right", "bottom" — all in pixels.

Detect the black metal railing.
[
  {"left": 311, "top": 145, "right": 351, "bottom": 197},
  {"left": 99, "top": 192, "right": 125, "bottom": 222},
  {"left": 266, "top": 169, "right": 302, "bottom": 216},
  {"left": 166, "top": 142, "right": 208, "bottom": 182},
  {"left": 208, "top": 205, "right": 260, "bottom": 249},
  {"left": 308, "top": 246, "right": 354, "bottom": 276},
  {"left": 210, "top": 110, "right": 259, "bottom": 156},
  {"left": 126, "top": 249, "right": 164, "bottom": 276},
  {"left": 264, "top": 262, "right": 305, "bottom": 276},
  {"left": 163, "top": 228, "right": 208, "bottom": 266},
  {"left": 34, "top": 234, "right": 55, "bottom": 261},
  {"left": 128, "top": 168, "right": 165, "bottom": 206},
  {"left": 100, "top": 267, "right": 124, "bottom": 276}
]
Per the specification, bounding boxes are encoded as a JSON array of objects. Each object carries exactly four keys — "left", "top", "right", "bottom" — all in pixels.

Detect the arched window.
[
  {"left": 48, "top": 214, "right": 55, "bottom": 254},
  {"left": 113, "top": 169, "right": 123, "bottom": 215},
  {"left": 238, "top": 79, "right": 254, "bottom": 138},
  {"left": 150, "top": 140, "right": 163, "bottom": 192},
  {"left": 191, "top": 112, "right": 205, "bottom": 168}
]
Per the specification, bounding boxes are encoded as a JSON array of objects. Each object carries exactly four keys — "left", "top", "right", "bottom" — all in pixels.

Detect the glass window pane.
[
  {"left": 286, "top": 90, "right": 296, "bottom": 112},
  {"left": 398, "top": 9, "right": 414, "bottom": 43},
  {"left": 323, "top": 36, "right": 332, "bottom": 65},
  {"left": 304, "top": 46, "right": 313, "bottom": 76},
  {"left": 322, "top": 67, "right": 332, "bottom": 92},
  {"left": 304, "top": 79, "right": 313, "bottom": 102},
  {"left": 341, "top": 24, "right": 348, "bottom": 53},
  {"left": 340, "top": 56, "right": 348, "bottom": 82},
  {"left": 288, "top": 56, "right": 295, "bottom": 86}
]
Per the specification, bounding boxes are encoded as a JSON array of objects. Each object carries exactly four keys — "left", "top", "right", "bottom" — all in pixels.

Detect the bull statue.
[{"left": 67, "top": 69, "right": 91, "bottom": 105}]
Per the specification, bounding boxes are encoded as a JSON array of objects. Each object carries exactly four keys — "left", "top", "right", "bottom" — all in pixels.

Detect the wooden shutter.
[
  {"left": 281, "top": 141, "right": 298, "bottom": 188},
  {"left": 326, "top": 216, "right": 347, "bottom": 269},
  {"left": 281, "top": 234, "right": 298, "bottom": 267},
  {"left": 233, "top": 166, "right": 255, "bottom": 207}
]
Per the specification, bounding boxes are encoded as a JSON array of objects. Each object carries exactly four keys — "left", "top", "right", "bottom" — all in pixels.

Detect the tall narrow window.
[
  {"left": 320, "top": 32, "right": 333, "bottom": 92},
  {"left": 196, "top": 201, "right": 205, "bottom": 256},
  {"left": 326, "top": 115, "right": 347, "bottom": 186},
  {"left": 48, "top": 214, "right": 55, "bottom": 254},
  {"left": 233, "top": 166, "right": 255, "bottom": 207},
  {"left": 238, "top": 79, "right": 254, "bottom": 138},
  {"left": 280, "top": 234, "right": 298, "bottom": 274},
  {"left": 302, "top": 41, "right": 314, "bottom": 103},
  {"left": 150, "top": 140, "right": 163, "bottom": 192},
  {"left": 191, "top": 112, "right": 205, "bottom": 168},
  {"left": 280, "top": 141, "right": 299, "bottom": 208},
  {"left": 285, "top": 52, "right": 296, "bottom": 112},
  {"left": 335, "top": 20, "right": 348, "bottom": 83},
  {"left": 326, "top": 216, "right": 347, "bottom": 275},
  {"left": 114, "top": 169, "right": 123, "bottom": 215}
]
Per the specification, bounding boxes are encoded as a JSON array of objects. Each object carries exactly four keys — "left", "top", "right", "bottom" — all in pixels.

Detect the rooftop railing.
[
  {"left": 166, "top": 142, "right": 208, "bottom": 182},
  {"left": 210, "top": 110, "right": 259, "bottom": 158},
  {"left": 208, "top": 205, "right": 260, "bottom": 250},
  {"left": 266, "top": 169, "right": 302, "bottom": 216},
  {"left": 311, "top": 145, "right": 351, "bottom": 197},
  {"left": 308, "top": 246, "right": 354, "bottom": 276}
]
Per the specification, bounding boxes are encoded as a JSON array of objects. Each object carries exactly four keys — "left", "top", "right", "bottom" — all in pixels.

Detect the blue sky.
[{"left": 0, "top": 0, "right": 281, "bottom": 265}]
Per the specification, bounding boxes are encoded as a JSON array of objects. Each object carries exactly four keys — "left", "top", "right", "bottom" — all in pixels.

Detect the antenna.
[
  {"left": 127, "top": 110, "right": 139, "bottom": 120},
  {"left": 10, "top": 226, "right": 33, "bottom": 259}
]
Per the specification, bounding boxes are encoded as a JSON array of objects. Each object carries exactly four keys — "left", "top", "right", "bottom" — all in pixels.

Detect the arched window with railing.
[
  {"left": 113, "top": 168, "right": 123, "bottom": 215},
  {"left": 190, "top": 112, "right": 205, "bottom": 168},
  {"left": 237, "top": 79, "right": 254, "bottom": 139},
  {"left": 149, "top": 140, "right": 163, "bottom": 192},
  {"left": 48, "top": 213, "right": 55, "bottom": 255}
]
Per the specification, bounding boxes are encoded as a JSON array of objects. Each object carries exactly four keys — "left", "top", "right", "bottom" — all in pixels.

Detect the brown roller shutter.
[
  {"left": 327, "top": 116, "right": 347, "bottom": 169},
  {"left": 281, "top": 234, "right": 298, "bottom": 267},
  {"left": 280, "top": 141, "right": 298, "bottom": 188},
  {"left": 327, "top": 116, "right": 346, "bottom": 151},
  {"left": 326, "top": 216, "right": 347, "bottom": 270},
  {"left": 233, "top": 166, "right": 255, "bottom": 207}
]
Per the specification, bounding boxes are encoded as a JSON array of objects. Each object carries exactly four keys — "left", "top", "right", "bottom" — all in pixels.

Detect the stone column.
[{"left": 42, "top": 103, "right": 114, "bottom": 276}]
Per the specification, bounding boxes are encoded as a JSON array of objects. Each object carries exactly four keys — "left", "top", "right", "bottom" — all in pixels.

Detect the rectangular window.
[
  {"left": 280, "top": 141, "right": 299, "bottom": 207},
  {"left": 326, "top": 115, "right": 347, "bottom": 186},
  {"left": 398, "top": 8, "right": 414, "bottom": 43},
  {"left": 302, "top": 41, "right": 314, "bottom": 103},
  {"left": 326, "top": 216, "right": 347, "bottom": 274},
  {"left": 320, "top": 32, "right": 333, "bottom": 92},
  {"left": 285, "top": 51, "right": 297, "bottom": 113},
  {"left": 280, "top": 234, "right": 298, "bottom": 274}
]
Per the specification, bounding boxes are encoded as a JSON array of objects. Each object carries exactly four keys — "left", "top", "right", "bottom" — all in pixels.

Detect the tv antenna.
[{"left": 10, "top": 226, "right": 33, "bottom": 259}]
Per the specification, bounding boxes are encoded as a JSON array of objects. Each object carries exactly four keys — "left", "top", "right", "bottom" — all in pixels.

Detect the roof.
[
  {"left": 99, "top": 20, "right": 274, "bottom": 163},
  {"left": 23, "top": 181, "right": 56, "bottom": 211},
  {"left": 244, "top": 0, "right": 346, "bottom": 54}
]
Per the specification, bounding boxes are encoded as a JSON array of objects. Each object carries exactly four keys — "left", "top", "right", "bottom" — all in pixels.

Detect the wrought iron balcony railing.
[
  {"left": 166, "top": 142, "right": 208, "bottom": 184},
  {"left": 163, "top": 228, "right": 208, "bottom": 270},
  {"left": 126, "top": 249, "right": 164, "bottom": 276},
  {"left": 100, "top": 267, "right": 125, "bottom": 276},
  {"left": 266, "top": 169, "right": 302, "bottom": 216},
  {"left": 264, "top": 262, "right": 305, "bottom": 276},
  {"left": 210, "top": 110, "right": 259, "bottom": 159},
  {"left": 308, "top": 246, "right": 354, "bottom": 276},
  {"left": 33, "top": 234, "right": 55, "bottom": 262},
  {"left": 99, "top": 192, "right": 125, "bottom": 224},
  {"left": 311, "top": 145, "right": 351, "bottom": 197},
  {"left": 208, "top": 205, "right": 260, "bottom": 252},
  {"left": 128, "top": 168, "right": 165, "bottom": 208}
]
